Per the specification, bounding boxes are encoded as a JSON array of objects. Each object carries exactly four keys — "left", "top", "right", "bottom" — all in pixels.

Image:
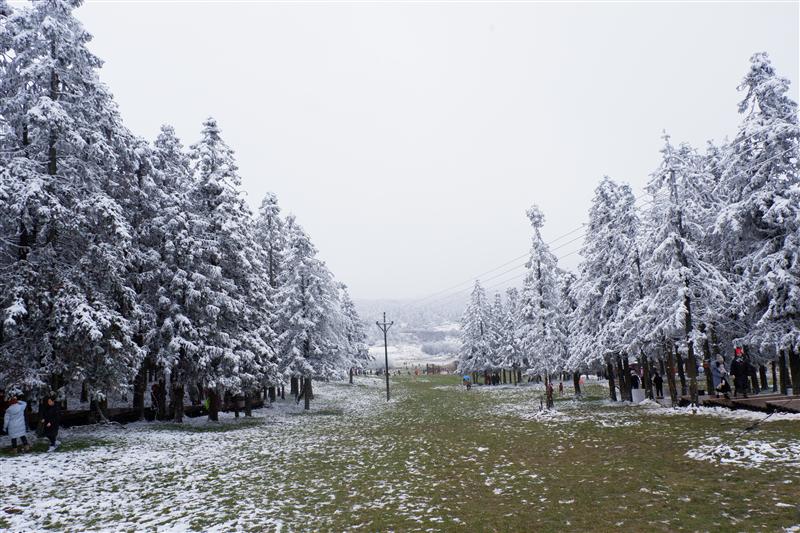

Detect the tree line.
[
  {"left": 458, "top": 51, "right": 800, "bottom": 405},
  {"left": 0, "top": 0, "right": 371, "bottom": 418}
]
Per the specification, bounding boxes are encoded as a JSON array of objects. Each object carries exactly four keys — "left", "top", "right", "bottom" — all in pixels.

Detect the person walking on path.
[
  {"left": 731, "top": 348, "right": 750, "bottom": 399},
  {"left": 42, "top": 394, "right": 61, "bottom": 452},
  {"left": 3, "top": 393, "right": 30, "bottom": 453}
]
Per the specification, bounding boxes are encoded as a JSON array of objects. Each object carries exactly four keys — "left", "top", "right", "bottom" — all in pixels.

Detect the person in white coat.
[{"left": 3, "top": 394, "right": 30, "bottom": 453}]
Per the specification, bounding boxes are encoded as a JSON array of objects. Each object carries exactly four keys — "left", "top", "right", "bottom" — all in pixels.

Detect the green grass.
[
  {"left": 2, "top": 376, "right": 798, "bottom": 532},
  {"left": 1, "top": 437, "right": 111, "bottom": 456},
  {"left": 147, "top": 417, "right": 264, "bottom": 433},
  {"left": 252, "top": 375, "right": 799, "bottom": 531}
]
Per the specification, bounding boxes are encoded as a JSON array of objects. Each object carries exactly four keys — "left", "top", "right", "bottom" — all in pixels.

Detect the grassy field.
[{"left": 1, "top": 375, "right": 798, "bottom": 532}]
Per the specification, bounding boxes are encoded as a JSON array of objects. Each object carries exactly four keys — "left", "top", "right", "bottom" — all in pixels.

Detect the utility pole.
[{"left": 376, "top": 312, "right": 393, "bottom": 401}]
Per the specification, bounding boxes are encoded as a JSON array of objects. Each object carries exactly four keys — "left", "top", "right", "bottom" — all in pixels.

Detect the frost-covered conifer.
[
  {"left": 0, "top": 0, "right": 143, "bottom": 400},
  {"left": 338, "top": 284, "right": 372, "bottom": 378},
  {"left": 715, "top": 52, "right": 800, "bottom": 368},
  {"left": 189, "top": 117, "right": 272, "bottom": 418},
  {"left": 276, "top": 219, "right": 343, "bottom": 409},
  {"left": 516, "top": 206, "right": 567, "bottom": 379},
  {"left": 487, "top": 292, "right": 505, "bottom": 373},
  {"left": 637, "top": 136, "right": 732, "bottom": 404},
  {"left": 499, "top": 288, "right": 522, "bottom": 374},
  {"left": 457, "top": 281, "right": 490, "bottom": 374}
]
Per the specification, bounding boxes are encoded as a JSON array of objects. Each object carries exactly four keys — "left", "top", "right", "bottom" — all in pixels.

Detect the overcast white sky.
[{"left": 47, "top": 0, "right": 800, "bottom": 300}]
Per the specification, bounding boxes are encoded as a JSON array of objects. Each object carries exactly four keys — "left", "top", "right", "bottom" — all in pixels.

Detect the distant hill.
[{"left": 354, "top": 296, "right": 465, "bottom": 366}]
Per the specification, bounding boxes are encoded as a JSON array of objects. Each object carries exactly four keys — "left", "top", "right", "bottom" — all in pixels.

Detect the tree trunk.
[
  {"left": 771, "top": 361, "right": 778, "bottom": 392},
  {"left": 788, "top": 346, "right": 800, "bottom": 396},
  {"left": 304, "top": 378, "right": 312, "bottom": 410},
  {"left": 607, "top": 361, "right": 617, "bottom": 401},
  {"left": 349, "top": 367, "right": 354, "bottom": 384},
  {"left": 573, "top": 372, "right": 581, "bottom": 397},
  {"left": 675, "top": 346, "right": 687, "bottom": 397},
  {"left": 749, "top": 367, "right": 760, "bottom": 395},
  {"left": 290, "top": 377, "right": 299, "bottom": 399},
  {"left": 758, "top": 365, "right": 768, "bottom": 391},
  {"left": 517, "top": 370, "right": 522, "bottom": 384},
  {"left": 640, "top": 354, "right": 652, "bottom": 400},
  {"left": 133, "top": 363, "right": 146, "bottom": 420},
  {"left": 702, "top": 328, "right": 714, "bottom": 396},
  {"left": 616, "top": 355, "right": 630, "bottom": 402},
  {"left": 268, "top": 386, "right": 276, "bottom": 404},
  {"left": 778, "top": 351, "right": 790, "bottom": 395},
  {"left": 208, "top": 389, "right": 220, "bottom": 421},
  {"left": 281, "top": 386, "right": 285, "bottom": 400},
  {"left": 172, "top": 383, "right": 184, "bottom": 423},
  {"left": 665, "top": 345, "right": 679, "bottom": 406},
  {"left": 244, "top": 393, "right": 253, "bottom": 417}
]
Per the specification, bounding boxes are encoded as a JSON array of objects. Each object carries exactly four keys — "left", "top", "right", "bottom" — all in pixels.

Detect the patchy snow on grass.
[
  {"left": 686, "top": 439, "right": 800, "bottom": 470},
  {"left": 647, "top": 405, "right": 800, "bottom": 423},
  {"left": 0, "top": 378, "right": 403, "bottom": 532}
]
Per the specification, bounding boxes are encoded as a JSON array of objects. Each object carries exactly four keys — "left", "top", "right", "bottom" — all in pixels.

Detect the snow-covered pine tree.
[
  {"left": 638, "top": 136, "right": 732, "bottom": 405},
  {"left": 499, "top": 287, "right": 522, "bottom": 383},
  {"left": 487, "top": 292, "right": 505, "bottom": 379},
  {"left": 516, "top": 206, "right": 567, "bottom": 382},
  {"left": 0, "top": 0, "right": 143, "bottom": 405},
  {"left": 338, "top": 284, "right": 372, "bottom": 383},
  {"left": 714, "top": 52, "right": 800, "bottom": 390},
  {"left": 457, "top": 280, "right": 490, "bottom": 378},
  {"left": 276, "top": 218, "right": 343, "bottom": 409},
  {"left": 189, "top": 117, "right": 269, "bottom": 419},
  {"left": 558, "top": 269, "right": 581, "bottom": 394},
  {"left": 255, "top": 192, "right": 286, "bottom": 290},
  {"left": 570, "top": 178, "right": 639, "bottom": 400}
]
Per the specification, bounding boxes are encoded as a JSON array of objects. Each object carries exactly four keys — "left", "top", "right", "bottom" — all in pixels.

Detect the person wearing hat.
[
  {"left": 730, "top": 347, "right": 749, "bottom": 399},
  {"left": 3, "top": 392, "right": 30, "bottom": 453}
]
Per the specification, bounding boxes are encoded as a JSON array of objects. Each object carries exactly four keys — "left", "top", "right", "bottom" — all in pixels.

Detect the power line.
[
  {"left": 408, "top": 144, "right": 798, "bottom": 311},
  {"left": 407, "top": 192, "right": 665, "bottom": 308},
  {"left": 407, "top": 191, "right": 669, "bottom": 308}
]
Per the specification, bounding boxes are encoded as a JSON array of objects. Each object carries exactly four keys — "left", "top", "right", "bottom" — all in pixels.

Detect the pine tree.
[
  {"left": 0, "top": 0, "right": 143, "bottom": 403},
  {"left": 516, "top": 206, "right": 567, "bottom": 381},
  {"left": 189, "top": 117, "right": 269, "bottom": 419},
  {"left": 499, "top": 288, "right": 522, "bottom": 381},
  {"left": 276, "top": 219, "right": 342, "bottom": 409},
  {"left": 338, "top": 284, "right": 371, "bottom": 383},
  {"left": 570, "top": 178, "right": 640, "bottom": 401},
  {"left": 487, "top": 292, "right": 505, "bottom": 376},
  {"left": 638, "top": 136, "right": 732, "bottom": 404},
  {"left": 457, "top": 281, "right": 490, "bottom": 376},
  {"left": 715, "top": 52, "right": 800, "bottom": 384},
  {"left": 255, "top": 192, "right": 285, "bottom": 290}
]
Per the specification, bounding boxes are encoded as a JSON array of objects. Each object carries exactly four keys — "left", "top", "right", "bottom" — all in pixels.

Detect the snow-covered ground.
[
  {"left": 2, "top": 376, "right": 797, "bottom": 531},
  {"left": 367, "top": 343, "right": 454, "bottom": 369},
  {"left": 0, "top": 377, "right": 403, "bottom": 532}
]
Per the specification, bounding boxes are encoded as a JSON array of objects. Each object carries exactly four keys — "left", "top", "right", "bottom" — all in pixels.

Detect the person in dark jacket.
[
  {"left": 730, "top": 348, "right": 749, "bottom": 399},
  {"left": 652, "top": 373, "right": 664, "bottom": 399},
  {"left": 630, "top": 371, "right": 641, "bottom": 390},
  {"left": 42, "top": 394, "right": 61, "bottom": 452}
]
